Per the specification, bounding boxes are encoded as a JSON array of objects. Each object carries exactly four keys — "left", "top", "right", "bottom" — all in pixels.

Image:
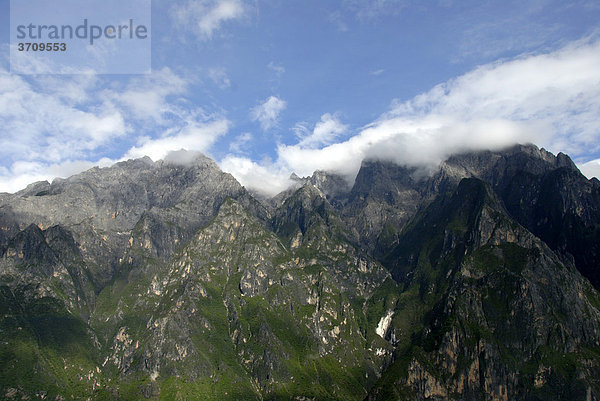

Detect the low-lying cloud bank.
[
  {"left": 1, "top": 36, "right": 599, "bottom": 196},
  {"left": 221, "top": 35, "right": 600, "bottom": 196},
  {"left": 580, "top": 159, "right": 600, "bottom": 181}
]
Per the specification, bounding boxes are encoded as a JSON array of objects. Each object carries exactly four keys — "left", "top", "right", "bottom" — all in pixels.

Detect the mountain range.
[{"left": 1, "top": 143, "right": 599, "bottom": 400}]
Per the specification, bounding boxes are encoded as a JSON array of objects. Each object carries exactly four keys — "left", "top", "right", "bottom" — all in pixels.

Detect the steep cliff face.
[
  {"left": 0, "top": 223, "right": 100, "bottom": 399},
  {"left": 1, "top": 145, "right": 600, "bottom": 401},
  {"left": 438, "top": 145, "right": 600, "bottom": 290},
  {"left": 0, "top": 165, "right": 398, "bottom": 400},
  {"left": 496, "top": 163, "right": 600, "bottom": 289},
  {"left": 341, "top": 162, "right": 426, "bottom": 256},
  {"left": 327, "top": 144, "right": 600, "bottom": 291},
  {"left": 0, "top": 155, "right": 261, "bottom": 293},
  {"left": 367, "top": 178, "right": 600, "bottom": 400},
  {"left": 90, "top": 197, "right": 394, "bottom": 400}
]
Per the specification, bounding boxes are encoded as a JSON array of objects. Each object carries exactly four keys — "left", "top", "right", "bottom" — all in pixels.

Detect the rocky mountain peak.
[
  {"left": 1, "top": 144, "right": 600, "bottom": 401},
  {"left": 289, "top": 172, "right": 302, "bottom": 182},
  {"left": 308, "top": 170, "right": 351, "bottom": 200}
]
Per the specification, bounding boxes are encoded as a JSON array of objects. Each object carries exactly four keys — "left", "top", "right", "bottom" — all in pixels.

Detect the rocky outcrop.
[
  {"left": 367, "top": 178, "right": 600, "bottom": 400},
  {"left": 437, "top": 144, "right": 600, "bottom": 290},
  {"left": 0, "top": 154, "right": 263, "bottom": 292},
  {"left": 0, "top": 146, "right": 599, "bottom": 401}
]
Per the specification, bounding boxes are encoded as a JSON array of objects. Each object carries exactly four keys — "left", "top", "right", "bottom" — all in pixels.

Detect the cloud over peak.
[
  {"left": 124, "top": 118, "right": 230, "bottom": 162},
  {"left": 222, "top": 36, "right": 600, "bottom": 197},
  {"left": 0, "top": 66, "right": 227, "bottom": 193}
]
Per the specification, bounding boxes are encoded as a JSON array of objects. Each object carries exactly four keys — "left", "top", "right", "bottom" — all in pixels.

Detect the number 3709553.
[{"left": 17, "top": 43, "right": 67, "bottom": 51}]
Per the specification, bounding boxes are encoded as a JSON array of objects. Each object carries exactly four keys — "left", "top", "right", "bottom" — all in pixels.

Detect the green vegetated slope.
[
  {"left": 1, "top": 146, "right": 600, "bottom": 401},
  {"left": 0, "top": 225, "right": 102, "bottom": 400},
  {"left": 0, "top": 193, "right": 398, "bottom": 400}
]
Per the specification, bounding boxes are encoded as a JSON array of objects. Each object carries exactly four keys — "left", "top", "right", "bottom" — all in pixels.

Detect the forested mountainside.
[{"left": 1, "top": 144, "right": 599, "bottom": 400}]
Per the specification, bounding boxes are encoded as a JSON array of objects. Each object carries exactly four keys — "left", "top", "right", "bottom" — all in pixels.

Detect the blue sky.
[{"left": 1, "top": 0, "right": 600, "bottom": 195}]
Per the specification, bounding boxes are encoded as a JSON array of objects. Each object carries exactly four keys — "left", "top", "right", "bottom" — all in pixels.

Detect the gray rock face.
[
  {"left": 0, "top": 154, "right": 263, "bottom": 293},
  {"left": 290, "top": 144, "right": 600, "bottom": 290},
  {"left": 433, "top": 144, "right": 600, "bottom": 289},
  {"left": 0, "top": 146, "right": 599, "bottom": 401},
  {"left": 367, "top": 178, "right": 600, "bottom": 400}
]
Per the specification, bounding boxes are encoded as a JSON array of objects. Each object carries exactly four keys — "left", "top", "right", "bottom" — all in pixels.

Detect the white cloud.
[
  {"left": 171, "top": 0, "right": 245, "bottom": 40},
  {"left": 0, "top": 72, "right": 127, "bottom": 164},
  {"left": 250, "top": 96, "right": 287, "bottom": 131},
  {"left": 208, "top": 67, "right": 231, "bottom": 89},
  {"left": 0, "top": 158, "right": 115, "bottom": 194},
  {"left": 0, "top": 66, "right": 225, "bottom": 193},
  {"left": 106, "top": 67, "right": 189, "bottom": 123},
  {"left": 224, "top": 115, "right": 535, "bottom": 197},
  {"left": 36, "top": 73, "right": 98, "bottom": 104},
  {"left": 370, "top": 69, "right": 385, "bottom": 76},
  {"left": 222, "top": 36, "right": 600, "bottom": 197},
  {"left": 579, "top": 159, "right": 600, "bottom": 180},
  {"left": 220, "top": 155, "right": 294, "bottom": 197},
  {"left": 276, "top": 115, "right": 529, "bottom": 181},
  {"left": 124, "top": 118, "right": 230, "bottom": 161},
  {"left": 294, "top": 113, "right": 348, "bottom": 148},
  {"left": 229, "top": 132, "right": 253, "bottom": 153},
  {"left": 163, "top": 149, "right": 211, "bottom": 166},
  {"left": 389, "top": 36, "right": 600, "bottom": 156},
  {"left": 267, "top": 62, "right": 285, "bottom": 76}
]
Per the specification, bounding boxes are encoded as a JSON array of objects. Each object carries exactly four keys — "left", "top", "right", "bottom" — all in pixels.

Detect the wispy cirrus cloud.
[
  {"left": 170, "top": 0, "right": 246, "bottom": 40},
  {"left": 267, "top": 62, "right": 285, "bottom": 76},
  {"left": 208, "top": 67, "right": 231, "bottom": 89},
  {"left": 229, "top": 132, "right": 253, "bottom": 153},
  {"left": 328, "top": 10, "right": 349, "bottom": 32},
  {"left": 250, "top": 96, "right": 287, "bottom": 131},
  {"left": 369, "top": 69, "right": 385, "bottom": 76},
  {"left": 449, "top": 0, "right": 600, "bottom": 63},
  {"left": 293, "top": 113, "right": 348, "bottom": 149},
  {"left": 343, "top": 0, "right": 412, "bottom": 20}
]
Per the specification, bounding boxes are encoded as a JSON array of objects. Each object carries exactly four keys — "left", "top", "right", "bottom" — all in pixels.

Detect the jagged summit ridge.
[{"left": 0, "top": 144, "right": 599, "bottom": 400}]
